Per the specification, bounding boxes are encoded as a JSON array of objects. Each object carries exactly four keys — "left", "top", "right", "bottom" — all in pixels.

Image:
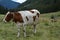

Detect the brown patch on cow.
[
  {"left": 5, "top": 13, "right": 13, "bottom": 22},
  {"left": 29, "top": 11, "right": 34, "bottom": 13},
  {"left": 37, "top": 13, "right": 39, "bottom": 17},
  {"left": 13, "top": 12, "right": 24, "bottom": 23},
  {"left": 26, "top": 16, "right": 29, "bottom": 21},
  {"left": 33, "top": 16, "right": 36, "bottom": 21}
]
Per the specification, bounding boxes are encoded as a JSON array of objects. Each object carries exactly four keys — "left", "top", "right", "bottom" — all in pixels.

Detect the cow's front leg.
[
  {"left": 16, "top": 22, "right": 21, "bottom": 37},
  {"left": 23, "top": 24, "right": 26, "bottom": 37}
]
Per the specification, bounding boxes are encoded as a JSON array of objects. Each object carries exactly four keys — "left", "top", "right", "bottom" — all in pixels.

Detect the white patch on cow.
[
  {"left": 3, "top": 11, "right": 10, "bottom": 22},
  {"left": 18, "top": 11, "right": 36, "bottom": 24},
  {"left": 19, "top": 10, "right": 37, "bottom": 24},
  {"left": 18, "top": 9, "right": 40, "bottom": 25},
  {"left": 30, "top": 9, "right": 40, "bottom": 14}
]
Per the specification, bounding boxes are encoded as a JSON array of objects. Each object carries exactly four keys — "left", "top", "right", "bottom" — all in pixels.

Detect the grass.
[{"left": 0, "top": 11, "right": 60, "bottom": 40}]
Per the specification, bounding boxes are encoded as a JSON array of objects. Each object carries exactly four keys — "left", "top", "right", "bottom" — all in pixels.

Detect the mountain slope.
[
  {"left": 17, "top": 0, "right": 60, "bottom": 13},
  {"left": 0, "top": 0, "right": 20, "bottom": 9}
]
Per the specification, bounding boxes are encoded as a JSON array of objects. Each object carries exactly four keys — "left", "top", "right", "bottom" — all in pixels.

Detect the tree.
[{"left": 0, "top": 5, "right": 8, "bottom": 14}]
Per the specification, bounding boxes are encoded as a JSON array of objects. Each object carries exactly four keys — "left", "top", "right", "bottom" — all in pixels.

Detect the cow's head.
[{"left": 3, "top": 11, "right": 13, "bottom": 22}]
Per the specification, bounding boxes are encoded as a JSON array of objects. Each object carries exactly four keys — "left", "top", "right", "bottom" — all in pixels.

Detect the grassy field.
[{"left": 0, "top": 11, "right": 60, "bottom": 40}]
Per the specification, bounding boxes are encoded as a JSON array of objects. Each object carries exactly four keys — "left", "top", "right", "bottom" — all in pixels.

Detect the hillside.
[
  {"left": 0, "top": 0, "right": 20, "bottom": 9},
  {"left": 0, "top": 0, "right": 60, "bottom": 14},
  {"left": 0, "top": 11, "right": 60, "bottom": 40},
  {"left": 17, "top": 0, "right": 60, "bottom": 13}
]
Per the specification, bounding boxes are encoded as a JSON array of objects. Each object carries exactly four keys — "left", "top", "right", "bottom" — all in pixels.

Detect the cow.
[{"left": 3, "top": 9, "right": 40, "bottom": 37}]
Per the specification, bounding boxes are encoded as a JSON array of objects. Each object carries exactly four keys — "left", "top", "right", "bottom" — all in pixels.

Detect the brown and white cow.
[{"left": 3, "top": 9, "right": 40, "bottom": 37}]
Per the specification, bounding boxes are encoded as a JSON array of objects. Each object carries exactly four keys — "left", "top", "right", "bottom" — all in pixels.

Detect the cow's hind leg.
[
  {"left": 33, "top": 24, "right": 36, "bottom": 34},
  {"left": 23, "top": 24, "right": 26, "bottom": 37}
]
